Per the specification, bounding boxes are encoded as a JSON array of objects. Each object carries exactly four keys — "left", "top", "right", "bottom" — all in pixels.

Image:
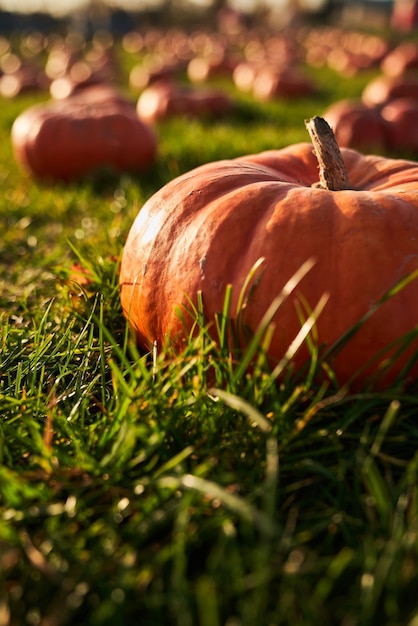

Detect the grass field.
[{"left": 1, "top": 22, "right": 418, "bottom": 626}]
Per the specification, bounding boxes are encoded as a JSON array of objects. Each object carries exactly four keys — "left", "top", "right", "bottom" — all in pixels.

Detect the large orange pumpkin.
[
  {"left": 11, "top": 85, "right": 157, "bottom": 181},
  {"left": 120, "top": 117, "right": 418, "bottom": 387}
]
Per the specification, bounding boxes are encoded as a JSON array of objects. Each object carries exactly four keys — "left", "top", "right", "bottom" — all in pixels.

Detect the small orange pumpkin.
[
  {"left": 323, "top": 99, "right": 388, "bottom": 152},
  {"left": 362, "top": 74, "right": 418, "bottom": 107},
  {"left": 381, "top": 97, "right": 418, "bottom": 153},
  {"left": 120, "top": 117, "right": 418, "bottom": 387},
  {"left": 11, "top": 85, "right": 157, "bottom": 181},
  {"left": 380, "top": 41, "right": 418, "bottom": 77},
  {"left": 252, "top": 65, "right": 316, "bottom": 101},
  {"left": 136, "top": 80, "right": 232, "bottom": 123}
]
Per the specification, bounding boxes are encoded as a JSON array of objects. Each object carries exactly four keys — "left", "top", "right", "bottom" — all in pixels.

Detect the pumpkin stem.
[{"left": 305, "top": 116, "right": 351, "bottom": 191}]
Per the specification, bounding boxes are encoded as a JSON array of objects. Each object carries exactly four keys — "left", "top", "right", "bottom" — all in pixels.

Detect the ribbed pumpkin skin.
[
  {"left": 11, "top": 88, "right": 157, "bottom": 180},
  {"left": 120, "top": 142, "right": 418, "bottom": 386}
]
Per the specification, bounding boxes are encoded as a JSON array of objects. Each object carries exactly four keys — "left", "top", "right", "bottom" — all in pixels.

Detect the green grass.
[{"left": 1, "top": 30, "right": 418, "bottom": 626}]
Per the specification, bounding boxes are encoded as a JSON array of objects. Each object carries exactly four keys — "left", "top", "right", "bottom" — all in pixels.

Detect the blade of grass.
[
  {"left": 208, "top": 388, "right": 271, "bottom": 434},
  {"left": 232, "top": 258, "right": 317, "bottom": 383},
  {"left": 214, "top": 283, "right": 233, "bottom": 352},
  {"left": 269, "top": 292, "right": 329, "bottom": 384},
  {"left": 370, "top": 400, "right": 401, "bottom": 457},
  {"left": 158, "top": 474, "right": 279, "bottom": 538}
]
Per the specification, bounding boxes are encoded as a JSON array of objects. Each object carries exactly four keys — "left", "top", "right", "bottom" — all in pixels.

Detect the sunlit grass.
[{"left": 2, "top": 243, "right": 418, "bottom": 625}]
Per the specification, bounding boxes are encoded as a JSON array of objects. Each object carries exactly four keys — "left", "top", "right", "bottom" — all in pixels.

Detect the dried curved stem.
[{"left": 305, "top": 116, "right": 351, "bottom": 191}]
